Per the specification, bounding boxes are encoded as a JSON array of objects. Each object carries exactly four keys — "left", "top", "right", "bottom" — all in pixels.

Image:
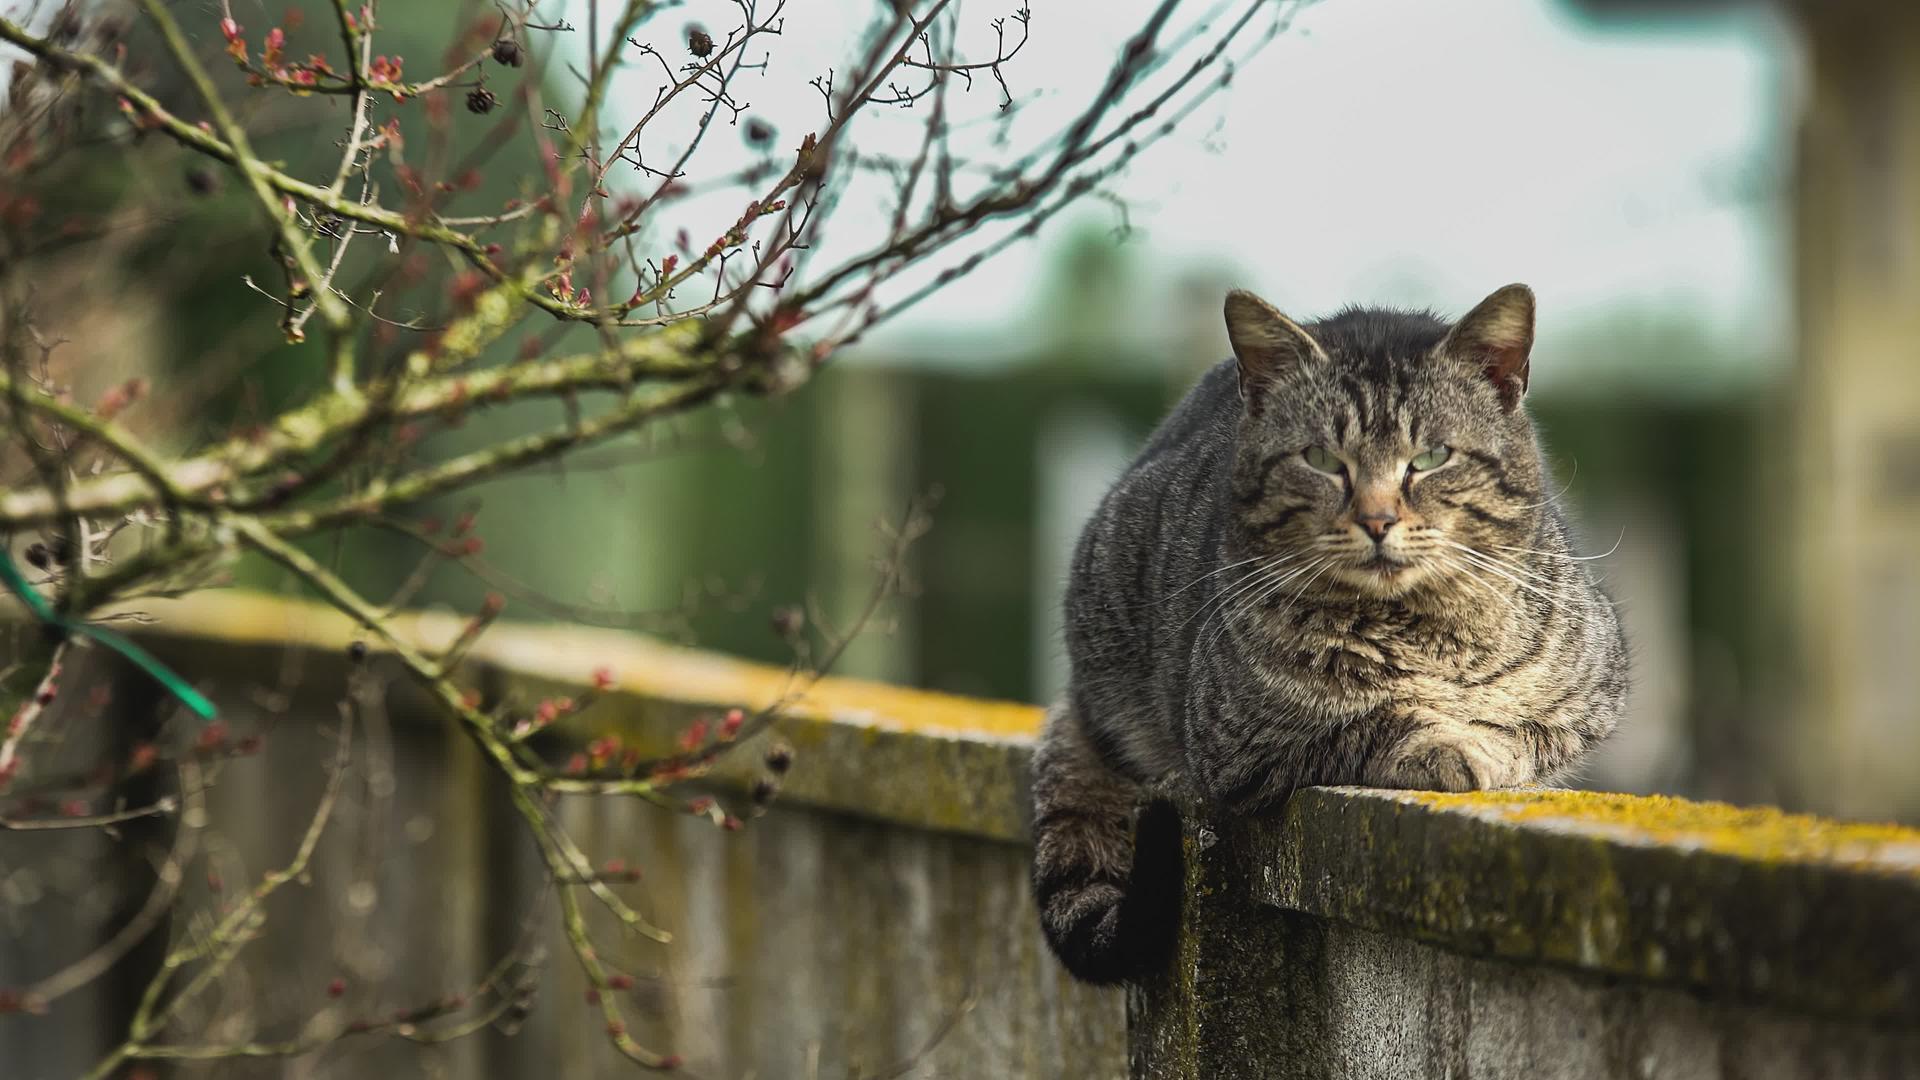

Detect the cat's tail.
[{"left": 1029, "top": 702, "right": 1179, "bottom": 984}]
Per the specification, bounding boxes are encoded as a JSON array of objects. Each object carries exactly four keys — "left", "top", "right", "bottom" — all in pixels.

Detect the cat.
[{"left": 1030, "top": 284, "right": 1629, "bottom": 984}]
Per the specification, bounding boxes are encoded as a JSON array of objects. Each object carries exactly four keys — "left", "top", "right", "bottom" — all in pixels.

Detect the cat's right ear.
[{"left": 1224, "top": 289, "right": 1327, "bottom": 408}]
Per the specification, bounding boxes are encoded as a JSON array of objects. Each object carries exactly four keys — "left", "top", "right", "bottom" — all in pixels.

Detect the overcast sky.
[{"left": 594, "top": 0, "right": 1795, "bottom": 374}]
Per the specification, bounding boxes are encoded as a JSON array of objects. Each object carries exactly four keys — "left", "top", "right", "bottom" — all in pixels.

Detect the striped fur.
[{"left": 1031, "top": 285, "right": 1628, "bottom": 983}]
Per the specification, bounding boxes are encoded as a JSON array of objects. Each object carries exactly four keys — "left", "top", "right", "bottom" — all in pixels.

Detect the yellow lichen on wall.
[
  {"left": 1396, "top": 789, "right": 1920, "bottom": 875},
  {"left": 98, "top": 590, "right": 1047, "bottom": 741}
]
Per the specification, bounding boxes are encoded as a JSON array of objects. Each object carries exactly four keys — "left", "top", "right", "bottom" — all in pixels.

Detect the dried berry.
[
  {"left": 687, "top": 26, "right": 713, "bottom": 57},
  {"left": 764, "top": 742, "right": 793, "bottom": 774},
  {"left": 491, "top": 38, "right": 523, "bottom": 67},
  {"left": 466, "top": 86, "right": 497, "bottom": 115},
  {"left": 769, "top": 606, "right": 803, "bottom": 637},
  {"left": 744, "top": 118, "right": 774, "bottom": 146}
]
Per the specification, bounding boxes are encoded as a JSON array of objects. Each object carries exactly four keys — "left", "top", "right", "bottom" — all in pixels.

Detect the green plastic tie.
[{"left": 0, "top": 547, "right": 217, "bottom": 720}]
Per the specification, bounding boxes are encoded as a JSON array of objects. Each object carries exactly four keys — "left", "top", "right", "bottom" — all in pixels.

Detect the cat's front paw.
[
  {"left": 1376, "top": 742, "right": 1482, "bottom": 792},
  {"left": 1364, "top": 722, "right": 1523, "bottom": 793}
]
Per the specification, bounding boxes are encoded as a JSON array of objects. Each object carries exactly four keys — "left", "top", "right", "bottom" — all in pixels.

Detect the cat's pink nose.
[{"left": 1356, "top": 512, "right": 1398, "bottom": 542}]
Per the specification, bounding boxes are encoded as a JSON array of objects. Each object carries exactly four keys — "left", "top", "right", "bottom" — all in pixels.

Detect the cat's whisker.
[
  {"left": 1459, "top": 564, "right": 1561, "bottom": 613},
  {"left": 1178, "top": 557, "right": 1300, "bottom": 636},
  {"left": 1449, "top": 546, "right": 1567, "bottom": 598},
  {"left": 1509, "top": 458, "right": 1579, "bottom": 511},
  {"left": 1445, "top": 543, "right": 1589, "bottom": 610},
  {"left": 1156, "top": 561, "right": 1279, "bottom": 626},
  {"left": 1204, "top": 556, "right": 1333, "bottom": 655},
  {"left": 1254, "top": 555, "right": 1332, "bottom": 613},
  {"left": 1212, "top": 555, "right": 1340, "bottom": 660},
  {"left": 1201, "top": 556, "right": 1330, "bottom": 652},
  {"left": 1443, "top": 541, "right": 1550, "bottom": 588},
  {"left": 1153, "top": 553, "right": 1285, "bottom": 606},
  {"left": 1444, "top": 539, "right": 1572, "bottom": 589},
  {"left": 1445, "top": 560, "right": 1506, "bottom": 611},
  {"left": 1436, "top": 553, "right": 1522, "bottom": 619},
  {"left": 1271, "top": 556, "right": 1339, "bottom": 622},
  {"left": 1494, "top": 527, "right": 1624, "bottom": 563},
  {"left": 1201, "top": 556, "right": 1328, "bottom": 644}
]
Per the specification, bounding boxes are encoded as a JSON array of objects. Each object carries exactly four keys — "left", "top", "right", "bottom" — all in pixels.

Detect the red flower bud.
[
  {"left": 196, "top": 720, "right": 230, "bottom": 753},
  {"left": 677, "top": 717, "right": 708, "bottom": 752}
]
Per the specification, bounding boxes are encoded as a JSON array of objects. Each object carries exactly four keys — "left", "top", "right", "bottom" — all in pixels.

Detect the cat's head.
[{"left": 1222, "top": 284, "right": 1548, "bottom": 599}]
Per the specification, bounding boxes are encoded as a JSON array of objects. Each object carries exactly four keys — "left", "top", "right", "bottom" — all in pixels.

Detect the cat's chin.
[{"left": 1331, "top": 559, "right": 1433, "bottom": 597}]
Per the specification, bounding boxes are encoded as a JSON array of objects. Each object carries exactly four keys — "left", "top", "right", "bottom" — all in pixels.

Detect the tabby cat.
[{"left": 1030, "top": 284, "right": 1628, "bottom": 983}]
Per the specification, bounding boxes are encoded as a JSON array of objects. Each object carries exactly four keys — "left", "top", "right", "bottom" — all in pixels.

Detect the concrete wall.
[
  {"left": 1131, "top": 789, "right": 1920, "bottom": 1078},
  {"left": 1, "top": 593, "right": 1120, "bottom": 1079},
  {"left": 4, "top": 593, "right": 1917, "bottom": 1078}
]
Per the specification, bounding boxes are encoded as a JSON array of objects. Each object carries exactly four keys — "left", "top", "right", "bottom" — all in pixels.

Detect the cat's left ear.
[
  {"left": 1224, "top": 289, "right": 1327, "bottom": 408},
  {"left": 1438, "top": 283, "right": 1535, "bottom": 412}
]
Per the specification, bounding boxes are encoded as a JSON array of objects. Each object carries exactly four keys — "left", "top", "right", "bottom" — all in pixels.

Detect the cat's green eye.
[
  {"left": 1409, "top": 446, "right": 1453, "bottom": 472},
  {"left": 1302, "top": 446, "right": 1343, "bottom": 474}
]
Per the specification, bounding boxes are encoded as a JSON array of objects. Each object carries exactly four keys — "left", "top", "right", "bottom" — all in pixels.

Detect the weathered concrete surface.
[
  {"left": 1138, "top": 911, "right": 1920, "bottom": 1080},
  {"left": 109, "top": 589, "right": 1046, "bottom": 842},
  {"left": 1270, "top": 788, "right": 1920, "bottom": 1023},
  {"left": 1131, "top": 796, "right": 1920, "bottom": 1079}
]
